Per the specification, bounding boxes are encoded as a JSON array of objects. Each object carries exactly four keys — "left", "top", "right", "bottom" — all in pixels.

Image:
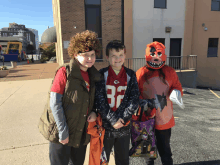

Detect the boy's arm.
[
  {"left": 50, "top": 92, "right": 69, "bottom": 140},
  {"left": 136, "top": 68, "right": 156, "bottom": 118},
  {"left": 50, "top": 67, "right": 69, "bottom": 141},
  {"left": 120, "top": 73, "right": 140, "bottom": 123},
  {"left": 94, "top": 80, "right": 119, "bottom": 127},
  {"left": 169, "top": 68, "right": 183, "bottom": 96},
  {"left": 168, "top": 68, "right": 185, "bottom": 109}
]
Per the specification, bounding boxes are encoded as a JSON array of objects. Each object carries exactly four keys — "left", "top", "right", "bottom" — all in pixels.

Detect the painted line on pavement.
[
  {"left": 209, "top": 88, "right": 220, "bottom": 98},
  {"left": 174, "top": 117, "right": 179, "bottom": 118}
]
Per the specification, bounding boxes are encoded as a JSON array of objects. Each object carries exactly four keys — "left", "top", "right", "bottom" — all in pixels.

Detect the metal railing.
[{"left": 94, "top": 55, "right": 197, "bottom": 72}]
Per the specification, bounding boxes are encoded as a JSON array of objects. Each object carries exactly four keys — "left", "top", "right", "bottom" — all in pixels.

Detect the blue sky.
[{"left": 0, "top": 0, "right": 54, "bottom": 42}]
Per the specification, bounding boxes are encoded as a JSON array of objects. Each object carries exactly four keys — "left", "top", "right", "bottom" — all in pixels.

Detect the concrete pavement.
[
  {"left": 1, "top": 62, "right": 220, "bottom": 165},
  {"left": 0, "top": 79, "right": 51, "bottom": 164},
  {"left": 0, "top": 61, "right": 59, "bottom": 82},
  {"left": 0, "top": 62, "right": 115, "bottom": 165}
]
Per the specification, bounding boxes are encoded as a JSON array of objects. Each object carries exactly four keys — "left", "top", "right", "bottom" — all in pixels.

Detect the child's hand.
[
  {"left": 113, "top": 118, "right": 124, "bottom": 129},
  {"left": 87, "top": 112, "right": 97, "bottom": 122},
  {"left": 59, "top": 136, "right": 69, "bottom": 145},
  {"left": 146, "top": 107, "right": 156, "bottom": 119},
  {"left": 149, "top": 114, "right": 155, "bottom": 119}
]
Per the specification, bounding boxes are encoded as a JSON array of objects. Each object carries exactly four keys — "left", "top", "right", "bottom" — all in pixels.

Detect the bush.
[
  {"left": 42, "top": 43, "right": 56, "bottom": 60},
  {"left": 0, "top": 66, "right": 8, "bottom": 70},
  {"left": 40, "top": 55, "right": 49, "bottom": 63}
]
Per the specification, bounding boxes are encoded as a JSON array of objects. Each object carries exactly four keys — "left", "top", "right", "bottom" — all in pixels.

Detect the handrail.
[
  {"left": 64, "top": 55, "right": 197, "bottom": 72},
  {"left": 95, "top": 55, "right": 197, "bottom": 72}
]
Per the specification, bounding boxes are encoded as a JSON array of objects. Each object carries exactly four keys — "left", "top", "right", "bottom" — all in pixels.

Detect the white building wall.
[{"left": 133, "top": 0, "right": 186, "bottom": 58}]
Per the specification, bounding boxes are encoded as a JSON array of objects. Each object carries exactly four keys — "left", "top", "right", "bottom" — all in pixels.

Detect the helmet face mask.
[{"left": 145, "top": 42, "right": 167, "bottom": 69}]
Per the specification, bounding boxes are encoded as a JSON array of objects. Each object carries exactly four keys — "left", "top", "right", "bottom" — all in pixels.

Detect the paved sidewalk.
[
  {"left": 0, "top": 61, "right": 59, "bottom": 82},
  {"left": 0, "top": 62, "right": 115, "bottom": 165}
]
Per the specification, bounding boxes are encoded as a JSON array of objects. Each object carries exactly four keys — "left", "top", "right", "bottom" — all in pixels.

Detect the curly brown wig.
[{"left": 68, "top": 30, "right": 102, "bottom": 58}]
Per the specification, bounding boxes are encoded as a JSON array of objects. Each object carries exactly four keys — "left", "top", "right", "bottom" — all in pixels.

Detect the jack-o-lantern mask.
[{"left": 145, "top": 41, "right": 167, "bottom": 69}]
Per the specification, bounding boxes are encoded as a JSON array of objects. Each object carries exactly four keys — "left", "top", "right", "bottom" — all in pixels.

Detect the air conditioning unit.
[{"left": 165, "top": 27, "right": 172, "bottom": 33}]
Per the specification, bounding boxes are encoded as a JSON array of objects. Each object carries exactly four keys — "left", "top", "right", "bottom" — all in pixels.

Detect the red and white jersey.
[{"left": 105, "top": 66, "right": 127, "bottom": 112}]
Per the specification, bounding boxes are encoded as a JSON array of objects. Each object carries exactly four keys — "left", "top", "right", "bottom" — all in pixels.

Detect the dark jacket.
[
  {"left": 38, "top": 59, "right": 102, "bottom": 147},
  {"left": 94, "top": 66, "right": 139, "bottom": 138}
]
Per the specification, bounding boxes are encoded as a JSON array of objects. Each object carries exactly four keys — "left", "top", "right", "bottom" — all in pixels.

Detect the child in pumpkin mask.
[{"left": 136, "top": 41, "right": 184, "bottom": 165}]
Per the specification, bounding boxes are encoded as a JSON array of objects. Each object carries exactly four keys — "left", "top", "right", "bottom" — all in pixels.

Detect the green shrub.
[
  {"left": 40, "top": 55, "right": 49, "bottom": 63},
  {"left": 42, "top": 43, "right": 56, "bottom": 60}
]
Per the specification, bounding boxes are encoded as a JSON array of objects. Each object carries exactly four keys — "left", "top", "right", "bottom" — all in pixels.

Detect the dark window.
[
  {"left": 154, "top": 0, "right": 167, "bottom": 9},
  {"left": 85, "top": 0, "right": 100, "bottom": 5},
  {"left": 85, "top": 0, "right": 102, "bottom": 58},
  {"left": 207, "top": 38, "right": 218, "bottom": 57},
  {"left": 85, "top": 6, "right": 101, "bottom": 37},
  {"left": 153, "top": 38, "right": 165, "bottom": 46},
  {"left": 211, "top": 0, "right": 220, "bottom": 11}
]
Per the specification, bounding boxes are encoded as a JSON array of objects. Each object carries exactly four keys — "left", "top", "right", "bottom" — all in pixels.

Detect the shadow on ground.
[
  {"left": 9, "top": 69, "right": 25, "bottom": 73},
  {"left": 176, "top": 160, "right": 220, "bottom": 165},
  {"left": 6, "top": 75, "right": 28, "bottom": 78},
  {"left": 196, "top": 86, "right": 220, "bottom": 91},
  {"left": 183, "top": 90, "right": 196, "bottom": 95},
  {"left": 9, "top": 69, "right": 40, "bottom": 73}
]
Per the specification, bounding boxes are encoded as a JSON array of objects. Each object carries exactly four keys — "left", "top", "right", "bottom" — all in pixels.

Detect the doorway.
[{"left": 169, "top": 38, "right": 182, "bottom": 69}]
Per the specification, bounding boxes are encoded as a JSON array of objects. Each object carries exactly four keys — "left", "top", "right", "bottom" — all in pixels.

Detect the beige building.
[
  {"left": 183, "top": 0, "right": 220, "bottom": 89},
  {"left": 52, "top": 0, "right": 220, "bottom": 89}
]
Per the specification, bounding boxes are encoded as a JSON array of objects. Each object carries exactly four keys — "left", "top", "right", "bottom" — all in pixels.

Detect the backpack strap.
[{"left": 63, "top": 64, "right": 71, "bottom": 94}]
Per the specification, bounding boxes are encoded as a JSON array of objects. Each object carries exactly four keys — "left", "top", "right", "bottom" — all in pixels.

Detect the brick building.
[
  {"left": 52, "top": 0, "right": 132, "bottom": 65},
  {"left": 52, "top": 0, "right": 220, "bottom": 89}
]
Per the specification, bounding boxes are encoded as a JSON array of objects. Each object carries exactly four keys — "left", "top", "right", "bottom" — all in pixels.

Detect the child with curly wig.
[{"left": 41, "top": 30, "right": 102, "bottom": 165}]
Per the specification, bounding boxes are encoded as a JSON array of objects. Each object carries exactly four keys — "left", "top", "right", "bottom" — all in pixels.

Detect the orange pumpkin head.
[{"left": 145, "top": 41, "right": 167, "bottom": 69}]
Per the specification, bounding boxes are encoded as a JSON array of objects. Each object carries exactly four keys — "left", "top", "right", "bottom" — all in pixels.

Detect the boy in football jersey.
[{"left": 94, "top": 40, "right": 139, "bottom": 165}]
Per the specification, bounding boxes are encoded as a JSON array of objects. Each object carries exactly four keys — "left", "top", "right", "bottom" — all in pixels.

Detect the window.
[
  {"left": 85, "top": 0, "right": 102, "bottom": 58},
  {"left": 207, "top": 38, "right": 218, "bottom": 57},
  {"left": 85, "top": 0, "right": 100, "bottom": 5},
  {"left": 154, "top": 0, "right": 167, "bottom": 9},
  {"left": 211, "top": 0, "right": 220, "bottom": 11},
  {"left": 153, "top": 38, "right": 165, "bottom": 46},
  {"left": 85, "top": 0, "right": 101, "bottom": 37},
  {"left": 27, "top": 33, "right": 30, "bottom": 41}
]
